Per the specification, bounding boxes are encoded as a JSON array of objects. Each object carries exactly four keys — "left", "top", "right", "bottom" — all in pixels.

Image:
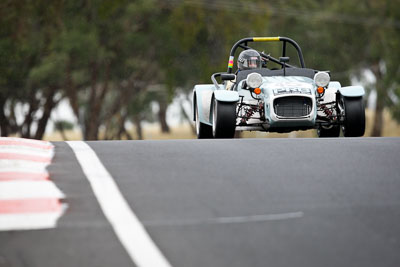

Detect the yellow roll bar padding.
[{"left": 253, "top": 37, "right": 280, "bottom": 42}]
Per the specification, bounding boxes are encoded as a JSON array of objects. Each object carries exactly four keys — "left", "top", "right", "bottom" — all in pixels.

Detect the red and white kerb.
[{"left": 0, "top": 137, "right": 65, "bottom": 231}]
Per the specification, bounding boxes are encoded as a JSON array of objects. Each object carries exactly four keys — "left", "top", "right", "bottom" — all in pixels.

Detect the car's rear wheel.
[
  {"left": 212, "top": 98, "right": 236, "bottom": 138},
  {"left": 195, "top": 105, "right": 213, "bottom": 139},
  {"left": 317, "top": 125, "right": 340, "bottom": 138},
  {"left": 340, "top": 96, "right": 365, "bottom": 137}
]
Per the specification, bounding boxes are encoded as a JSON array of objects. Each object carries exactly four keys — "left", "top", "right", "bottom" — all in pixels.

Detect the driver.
[
  {"left": 237, "top": 49, "right": 262, "bottom": 71},
  {"left": 226, "top": 49, "right": 262, "bottom": 90}
]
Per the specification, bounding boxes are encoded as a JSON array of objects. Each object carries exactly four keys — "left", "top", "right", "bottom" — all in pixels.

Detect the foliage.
[{"left": 0, "top": 0, "right": 399, "bottom": 139}]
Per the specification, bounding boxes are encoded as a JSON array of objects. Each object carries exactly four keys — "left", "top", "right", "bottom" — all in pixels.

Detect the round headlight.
[
  {"left": 246, "top": 73, "right": 263, "bottom": 88},
  {"left": 314, "top": 72, "right": 330, "bottom": 87}
]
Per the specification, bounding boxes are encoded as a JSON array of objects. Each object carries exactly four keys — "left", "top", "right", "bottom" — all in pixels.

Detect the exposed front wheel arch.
[{"left": 195, "top": 103, "right": 213, "bottom": 139}]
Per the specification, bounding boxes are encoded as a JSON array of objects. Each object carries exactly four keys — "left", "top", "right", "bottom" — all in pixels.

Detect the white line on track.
[{"left": 67, "top": 141, "right": 172, "bottom": 267}]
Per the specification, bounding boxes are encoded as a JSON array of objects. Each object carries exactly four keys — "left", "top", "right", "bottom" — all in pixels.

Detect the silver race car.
[{"left": 193, "top": 36, "right": 365, "bottom": 138}]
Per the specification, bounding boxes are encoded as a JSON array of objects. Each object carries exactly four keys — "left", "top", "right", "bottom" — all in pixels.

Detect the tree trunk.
[
  {"left": 115, "top": 114, "right": 123, "bottom": 140},
  {"left": 0, "top": 96, "right": 9, "bottom": 136},
  {"left": 84, "top": 64, "right": 99, "bottom": 140},
  {"left": 158, "top": 101, "right": 170, "bottom": 133},
  {"left": 84, "top": 115, "right": 100, "bottom": 140},
  {"left": 133, "top": 115, "right": 143, "bottom": 140},
  {"left": 117, "top": 113, "right": 132, "bottom": 140},
  {"left": 34, "top": 89, "right": 57, "bottom": 140},
  {"left": 84, "top": 63, "right": 110, "bottom": 140},
  {"left": 124, "top": 130, "right": 133, "bottom": 140},
  {"left": 65, "top": 62, "right": 80, "bottom": 119},
  {"left": 57, "top": 123, "right": 69, "bottom": 141},
  {"left": 22, "top": 90, "right": 39, "bottom": 138},
  {"left": 8, "top": 101, "right": 19, "bottom": 135}
]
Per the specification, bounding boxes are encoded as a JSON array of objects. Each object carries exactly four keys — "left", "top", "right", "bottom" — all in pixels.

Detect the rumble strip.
[{"left": 0, "top": 137, "right": 66, "bottom": 231}]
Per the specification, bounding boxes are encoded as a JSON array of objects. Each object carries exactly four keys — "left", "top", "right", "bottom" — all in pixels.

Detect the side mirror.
[{"left": 221, "top": 73, "right": 236, "bottom": 81}]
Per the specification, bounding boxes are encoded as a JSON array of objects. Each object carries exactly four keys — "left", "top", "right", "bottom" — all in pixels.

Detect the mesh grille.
[{"left": 274, "top": 96, "right": 312, "bottom": 117}]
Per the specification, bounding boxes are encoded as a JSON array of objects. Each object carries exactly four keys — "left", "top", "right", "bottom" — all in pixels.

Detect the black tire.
[
  {"left": 317, "top": 125, "right": 340, "bottom": 138},
  {"left": 341, "top": 96, "right": 365, "bottom": 137},
  {"left": 211, "top": 98, "right": 237, "bottom": 138},
  {"left": 195, "top": 105, "right": 213, "bottom": 139}
]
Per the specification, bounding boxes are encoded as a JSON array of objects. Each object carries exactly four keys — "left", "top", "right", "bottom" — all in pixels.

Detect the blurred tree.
[
  {"left": 366, "top": 0, "right": 400, "bottom": 136},
  {"left": 49, "top": 0, "right": 165, "bottom": 140},
  {"left": 0, "top": 0, "right": 273, "bottom": 140},
  {"left": 0, "top": 0, "right": 64, "bottom": 139},
  {"left": 1, "top": 0, "right": 397, "bottom": 140},
  {"left": 165, "top": 0, "right": 269, "bottom": 84},
  {"left": 268, "top": 0, "right": 400, "bottom": 136}
]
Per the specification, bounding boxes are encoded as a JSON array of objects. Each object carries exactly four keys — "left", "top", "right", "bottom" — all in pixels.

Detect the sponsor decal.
[
  {"left": 273, "top": 88, "right": 312, "bottom": 95},
  {"left": 228, "top": 56, "right": 234, "bottom": 68}
]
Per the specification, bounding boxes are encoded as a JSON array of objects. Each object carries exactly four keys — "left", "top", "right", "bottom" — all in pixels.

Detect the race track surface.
[{"left": 1, "top": 137, "right": 400, "bottom": 267}]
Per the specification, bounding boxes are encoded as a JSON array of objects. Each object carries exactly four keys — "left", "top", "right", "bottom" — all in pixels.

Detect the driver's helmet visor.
[{"left": 245, "top": 57, "right": 261, "bottom": 68}]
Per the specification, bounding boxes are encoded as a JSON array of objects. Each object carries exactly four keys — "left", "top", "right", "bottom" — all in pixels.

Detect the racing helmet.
[{"left": 237, "top": 49, "right": 261, "bottom": 70}]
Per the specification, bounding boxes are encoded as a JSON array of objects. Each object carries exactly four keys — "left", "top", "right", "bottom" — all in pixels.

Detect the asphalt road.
[{"left": 1, "top": 137, "right": 400, "bottom": 267}]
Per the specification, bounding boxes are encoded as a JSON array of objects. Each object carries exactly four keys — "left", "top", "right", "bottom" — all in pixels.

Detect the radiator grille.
[{"left": 273, "top": 96, "right": 312, "bottom": 117}]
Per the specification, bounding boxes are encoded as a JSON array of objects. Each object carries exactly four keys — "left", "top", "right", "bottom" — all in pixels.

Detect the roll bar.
[{"left": 226, "top": 37, "right": 306, "bottom": 73}]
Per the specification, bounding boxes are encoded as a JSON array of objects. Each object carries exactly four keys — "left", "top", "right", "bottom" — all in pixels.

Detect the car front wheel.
[
  {"left": 340, "top": 96, "right": 365, "bottom": 137},
  {"left": 212, "top": 98, "right": 236, "bottom": 138}
]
